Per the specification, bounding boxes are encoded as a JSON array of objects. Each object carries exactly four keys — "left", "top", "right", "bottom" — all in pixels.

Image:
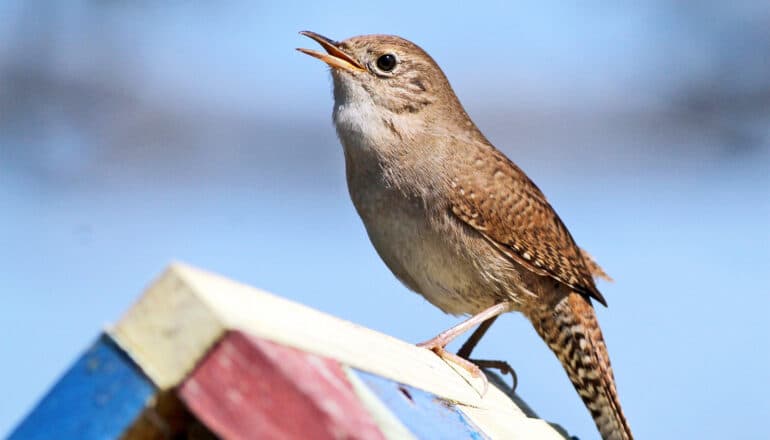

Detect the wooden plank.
[
  {"left": 177, "top": 330, "right": 385, "bottom": 440},
  {"left": 343, "top": 367, "right": 417, "bottom": 440},
  {"left": 113, "top": 264, "right": 485, "bottom": 402},
  {"left": 459, "top": 401, "right": 567, "bottom": 440},
  {"left": 110, "top": 263, "right": 569, "bottom": 439},
  {"left": 351, "top": 369, "right": 487, "bottom": 440},
  {"left": 110, "top": 267, "right": 225, "bottom": 391},
  {"left": 455, "top": 374, "right": 569, "bottom": 440},
  {"left": 9, "top": 335, "right": 155, "bottom": 440}
]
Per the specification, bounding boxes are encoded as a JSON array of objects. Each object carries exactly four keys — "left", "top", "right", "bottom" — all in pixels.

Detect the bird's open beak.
[{"left": 297, "top": 31, "right": 365, "bottom": 73}]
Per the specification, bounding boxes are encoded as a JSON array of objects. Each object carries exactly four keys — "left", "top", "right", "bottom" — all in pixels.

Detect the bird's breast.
[{"left": 343, "top": 152, "right": 510, "bottom": 316}]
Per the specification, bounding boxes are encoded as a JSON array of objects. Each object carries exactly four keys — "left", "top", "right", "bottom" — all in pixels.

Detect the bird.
[{"left": 298, "top": 31, "right": 633, "bottom": 440}]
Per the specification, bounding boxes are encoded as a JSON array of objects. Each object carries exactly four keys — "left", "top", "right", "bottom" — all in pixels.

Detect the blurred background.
[{"left": 1, "top": 1, "right": 768, "bottom": 438}]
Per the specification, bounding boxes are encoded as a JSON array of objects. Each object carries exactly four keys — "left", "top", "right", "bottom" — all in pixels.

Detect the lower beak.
[{"left": 297, "top": 31, "right": 365, "bottom": 73}]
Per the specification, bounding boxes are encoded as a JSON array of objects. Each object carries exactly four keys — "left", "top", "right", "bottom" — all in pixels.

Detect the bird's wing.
[{"left": 448, "top": 144, "right": 608, "bottom": 306}]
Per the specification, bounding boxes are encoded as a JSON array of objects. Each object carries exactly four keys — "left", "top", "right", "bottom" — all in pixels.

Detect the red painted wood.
[{"left": 178, "top": 331, "right": 385, "bottom": 440}]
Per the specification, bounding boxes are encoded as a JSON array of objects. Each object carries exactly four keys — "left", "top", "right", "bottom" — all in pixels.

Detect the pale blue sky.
[{"left": 2, "top": 1, "right": 769, "bottom": 439}]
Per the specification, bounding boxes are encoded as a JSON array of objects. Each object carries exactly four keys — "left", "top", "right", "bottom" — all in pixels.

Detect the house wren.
[{"left": 298, "top": 31, "right": 632, "bottom": 440}]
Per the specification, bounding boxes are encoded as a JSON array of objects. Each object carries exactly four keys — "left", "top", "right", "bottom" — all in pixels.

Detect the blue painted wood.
[
  {"left": 9, "top": 334, "right": 156, "bottom": 440},
  {"left": 353, "top": 369, "right": 487, "bottom": 440}
]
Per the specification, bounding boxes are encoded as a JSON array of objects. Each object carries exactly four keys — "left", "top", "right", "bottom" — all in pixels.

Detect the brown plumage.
[
  {"left": 299, "top": 31, "right": 632, "bottom": 440},
  {"left": 449, "top": 144, "right": 608, "bottom": 306},
  {"left": 528, "top": 294, "right": 632, "bottom": 440}
]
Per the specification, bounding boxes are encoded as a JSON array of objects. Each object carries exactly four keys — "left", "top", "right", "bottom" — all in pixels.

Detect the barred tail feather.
[{"left": 528, "top": 293, "right": 633, "bottom": 440}]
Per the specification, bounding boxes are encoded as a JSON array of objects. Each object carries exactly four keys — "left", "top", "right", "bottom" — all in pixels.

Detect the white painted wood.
[{"left": 110, "top": 263, "right": 567, "bottom": 439}]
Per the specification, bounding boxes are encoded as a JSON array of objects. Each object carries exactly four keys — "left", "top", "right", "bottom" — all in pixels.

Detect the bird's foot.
[
  {"left": 466, "top": 359, "right": 518, "bottom": 392},
  {"left": 417, "top": 339, "right": 489, "bottom": 396}
]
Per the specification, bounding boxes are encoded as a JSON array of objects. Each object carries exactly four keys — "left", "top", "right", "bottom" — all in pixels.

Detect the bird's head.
[{"left": 298, "top": 31, "right": 464, "bottom": 120}]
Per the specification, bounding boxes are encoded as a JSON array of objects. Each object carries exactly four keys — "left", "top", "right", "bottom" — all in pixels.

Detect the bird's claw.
[
  {"left": 418, "top": 341, "right": 490, "bottom": 396},
  {"left": 467, "top": 359, "right": 518, "bottom": 392}
]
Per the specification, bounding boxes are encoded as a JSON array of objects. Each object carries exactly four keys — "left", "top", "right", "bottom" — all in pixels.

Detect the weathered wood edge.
[{"left": 109, "top": 262, "right": 567, "bottom": 440}]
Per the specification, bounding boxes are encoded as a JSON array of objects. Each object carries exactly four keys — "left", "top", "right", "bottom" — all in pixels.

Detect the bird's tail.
[{"left": 527, "top": 292, "right": 633, "bottom": 440}]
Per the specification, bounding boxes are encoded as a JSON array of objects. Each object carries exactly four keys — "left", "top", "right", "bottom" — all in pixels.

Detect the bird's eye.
[{"left": 376, "top": 54, "right": 397, "bottom": 72}]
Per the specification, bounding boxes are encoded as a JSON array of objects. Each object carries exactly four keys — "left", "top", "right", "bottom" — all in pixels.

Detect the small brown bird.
[{"left": 298, "top": 31, "right": 632, "bottom": 440}]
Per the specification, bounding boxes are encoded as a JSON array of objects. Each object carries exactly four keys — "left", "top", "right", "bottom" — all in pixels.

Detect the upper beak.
[{"left": 297, "top": 31, "right": 365, "bottom": 73}]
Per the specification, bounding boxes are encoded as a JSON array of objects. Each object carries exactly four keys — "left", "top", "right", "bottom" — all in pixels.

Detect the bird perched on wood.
[{"left": 298, "top": 31, "right": 632, "bottom": 440}]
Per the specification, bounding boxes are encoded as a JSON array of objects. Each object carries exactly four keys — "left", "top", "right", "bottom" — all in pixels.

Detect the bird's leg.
[
  {"left": 417, "top": 302, "right": 511, "bottom": 394},
  {"left": 456, "top": 315, "right": 498, "bottom": 358},
  {"left": 455, "top": 315, "right": 519, "bottom": 391},
  {"left": 418, "top": 302, "right": 511, "bottom": 350}
]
